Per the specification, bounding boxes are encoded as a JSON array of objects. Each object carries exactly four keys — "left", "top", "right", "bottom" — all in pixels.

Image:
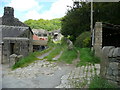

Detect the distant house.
[
  {"left": 0, "top": 7, "right": 33, "bottom": 64},
  {"left": 49, "top": 29, "right": 63, "bottom": 43},
  {"left": 32, "top": 29, "right": 48, "bottom": 51}
]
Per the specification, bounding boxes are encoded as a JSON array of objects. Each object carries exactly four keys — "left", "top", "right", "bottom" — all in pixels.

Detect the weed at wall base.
[
  {"left": 89, "top": 75, "right": 118, "bottom": 88},
  {"left": 77, "top": 48, "right": 100, "bottom": 66}
]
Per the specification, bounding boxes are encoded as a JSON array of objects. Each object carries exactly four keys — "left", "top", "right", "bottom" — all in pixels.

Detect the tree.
[
  {"left": 61, "top": 2, "right": 90, "bottom": 42},
  {"left": 61, "top": 2, "right": 120, "bottom": 43}
]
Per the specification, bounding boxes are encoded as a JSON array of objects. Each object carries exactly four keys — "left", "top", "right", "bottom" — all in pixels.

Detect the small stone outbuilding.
[{"left": 0, "top": 7, "right": 33, "bottom": 64}]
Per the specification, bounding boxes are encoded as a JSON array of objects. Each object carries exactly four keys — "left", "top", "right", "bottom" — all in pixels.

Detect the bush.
[
  {"left": 75, "top": 31, "right": 91, "bottom": 48},
  {"left": 48, "top": 36, "right": 52, "bottom": 43},
  {"left": 61, "top": 37, "right": 67, "bottom": 45}
]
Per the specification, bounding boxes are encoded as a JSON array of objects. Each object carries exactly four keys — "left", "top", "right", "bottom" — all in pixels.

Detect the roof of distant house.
[{"left": 33, "top": 34, "right": 39, "bottom": 40}]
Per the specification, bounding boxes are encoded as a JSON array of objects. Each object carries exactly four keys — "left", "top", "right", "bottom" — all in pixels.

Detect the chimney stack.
[{"left": 3, "top": 7, "right": 14, "bottom": 17}]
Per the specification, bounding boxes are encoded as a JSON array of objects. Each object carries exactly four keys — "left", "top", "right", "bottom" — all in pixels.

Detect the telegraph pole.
[
  {"left": 91, "top": 0, "right": 93, "bottom": 33},
  {"left": 91, "top": 0, "right": 94, "bottom": 48}
]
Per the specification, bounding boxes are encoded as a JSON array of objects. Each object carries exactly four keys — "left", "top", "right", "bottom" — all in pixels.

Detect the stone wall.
[{"left": 100, "top": 46, "right": 120, "bottom": 86}]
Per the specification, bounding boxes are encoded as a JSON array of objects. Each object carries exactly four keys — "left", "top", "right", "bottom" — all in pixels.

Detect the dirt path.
[
  {"left": 53, "top": 51, "right": 63, "bottom": 60},
  {"left": 37, "top": 48, "right": 55, "bottom": 59}
]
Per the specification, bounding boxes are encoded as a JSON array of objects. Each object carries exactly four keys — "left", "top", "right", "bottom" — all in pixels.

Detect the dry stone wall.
[{"left": 100, "top": 46, "right": 120, "bottom": 86}]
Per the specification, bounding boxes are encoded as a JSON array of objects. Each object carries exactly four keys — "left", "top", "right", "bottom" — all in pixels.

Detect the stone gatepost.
[
  {"left": 93, "top": 22, "right": 103, "bottom": 58},
  {"left": 9, "top": 54, "right": 17, "bottom": 67}
]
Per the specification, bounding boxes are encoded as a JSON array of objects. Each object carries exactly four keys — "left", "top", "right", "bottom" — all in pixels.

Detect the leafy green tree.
[{"left": 61, "top": 2, "right": 90, "bottom": 42}]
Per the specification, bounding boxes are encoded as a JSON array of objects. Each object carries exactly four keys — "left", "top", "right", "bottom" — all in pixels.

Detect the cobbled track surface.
[{"left": 2, "top": 47, "right": 100, "bottom": 88}]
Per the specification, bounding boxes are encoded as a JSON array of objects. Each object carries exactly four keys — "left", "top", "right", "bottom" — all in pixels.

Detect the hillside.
[{"left": 24, "top": 18, "right": 61, "bottom": 31}]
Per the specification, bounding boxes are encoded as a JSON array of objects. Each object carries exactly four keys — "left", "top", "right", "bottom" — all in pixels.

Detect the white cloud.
[
  {"left": 8, "top": 0, "right": 42, "bottom": 11},
  {"left": 25, "top": 10, "right": 41, "bottom": 20},
  {"left": 25, "top": 0, "right": 73, "bottom": 20},
  {"left": 41, "top": 0, "right": 73, "bottom": 19}
]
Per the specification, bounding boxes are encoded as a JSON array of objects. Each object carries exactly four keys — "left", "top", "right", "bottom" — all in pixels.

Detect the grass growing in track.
[
  {"left": 77, "top": 48, "right": 100, "bottom": 66},
  {"left": 89, "top": 75, "right": 118, "bottom": 88},
  {"left": 12, "top": 47, "right": 53, "bottom": 69},
  {"left": 59, "top": 48, "right": 78, "bottom": 64},
  {"left": 44, "top": 44, "right": 63, "bottom": 61}
]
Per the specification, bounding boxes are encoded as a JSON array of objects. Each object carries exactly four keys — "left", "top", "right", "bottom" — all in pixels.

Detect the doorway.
[{"left": 10, "top": 43, "right": 14, "bottom": 55}]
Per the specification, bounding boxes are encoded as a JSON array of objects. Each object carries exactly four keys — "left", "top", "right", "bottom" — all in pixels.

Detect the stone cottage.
[{"left": 0, "top": 7, "right": 33, "bottom": 64}]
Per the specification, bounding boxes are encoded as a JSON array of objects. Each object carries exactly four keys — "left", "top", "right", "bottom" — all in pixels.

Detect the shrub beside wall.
[{"left": 75, "top": 31, "right": 91, "bottom": 48}]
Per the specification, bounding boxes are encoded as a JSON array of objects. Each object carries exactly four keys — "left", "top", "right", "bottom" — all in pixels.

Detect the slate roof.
[
  {"left": 1, "top": 25, "right": 29, "bottom": 37},
  {"left": 33, "top": 35, "right": 39, "bottom": 40},
  {"left": 32, "top": 29, "right": 48, "bottom": 34}
]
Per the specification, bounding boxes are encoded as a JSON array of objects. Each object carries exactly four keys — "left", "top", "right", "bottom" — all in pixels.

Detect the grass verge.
[
  {"left": 77, "top": 48, "right": 100, "bottom": 66},
  {"left": 12, "top": 47, "right": 53, "bottom": 69},
  {"left": 89, "top": 75, "right": 118, "bottom": 88},
  {"left": 59, "top": 47, "right": 77, "bottom": 64}
]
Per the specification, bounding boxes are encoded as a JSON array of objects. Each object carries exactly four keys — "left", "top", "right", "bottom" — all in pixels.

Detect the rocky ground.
[{"left": 2, "top": 49, "right": 100, "bottom": 88}]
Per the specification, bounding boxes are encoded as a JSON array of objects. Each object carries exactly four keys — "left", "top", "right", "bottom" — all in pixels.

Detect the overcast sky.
[{"left": 0, "top": 0, "right": 73, "bottom": 22}]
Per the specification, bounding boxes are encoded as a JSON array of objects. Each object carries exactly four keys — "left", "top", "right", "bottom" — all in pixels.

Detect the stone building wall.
[
  {"left": 100, "top": 46, "right": 120, "bottom": 86},
  {"left": 19, "top": 28, "right": 33, "bottom": 52}
]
